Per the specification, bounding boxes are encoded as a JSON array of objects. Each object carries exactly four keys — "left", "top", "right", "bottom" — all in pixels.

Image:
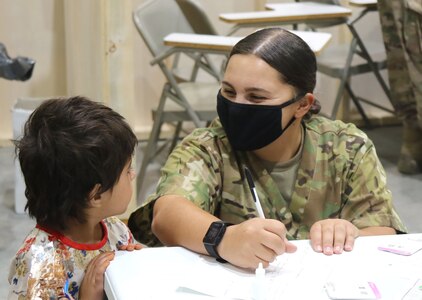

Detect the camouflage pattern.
[
  {"left": 378, "top": 0, "right": 422, "bottom": 127},
  {"left": 128, "top": 117, "right": 407, "bottom": 246}
]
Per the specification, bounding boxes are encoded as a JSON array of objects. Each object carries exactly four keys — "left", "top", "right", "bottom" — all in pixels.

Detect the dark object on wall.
[{"left": 0, "top": 43, "right": 35, "bottom": 81}]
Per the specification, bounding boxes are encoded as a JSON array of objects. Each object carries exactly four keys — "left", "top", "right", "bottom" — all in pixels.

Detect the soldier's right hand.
[{"left": 217, "top": 218, "right": 297, "bottom": 269}]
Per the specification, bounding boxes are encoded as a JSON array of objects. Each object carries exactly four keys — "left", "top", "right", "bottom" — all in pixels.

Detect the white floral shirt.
[{"left": 8, "top": 217, "right": 134, "bottom": 300}]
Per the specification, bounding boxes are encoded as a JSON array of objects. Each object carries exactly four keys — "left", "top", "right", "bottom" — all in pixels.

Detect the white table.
[
  {"left": 219, "top": 2, "right": 351, "bottom": 35},
  {"left": 105, "top": 234, "right": 422, "bottom": 300},
  {"left": 349, "top": 0, "right": 377, "bottom": 8},
  {"left": 265, "top": 2, "right": 352, "bottom": 16},
  {"left": 163, "top": 31, "right": 332, "bottom": 56}
]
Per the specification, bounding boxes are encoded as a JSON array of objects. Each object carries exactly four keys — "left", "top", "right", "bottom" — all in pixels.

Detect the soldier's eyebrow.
[
  {"left": 245, "top": 87, "right": 271, "bottom": 94},
  {"left": 221, "top": 81, "right": 234, "bottom": 89},
  {"left": 221, "top": 81, "right": 271, "bottom": 94}
]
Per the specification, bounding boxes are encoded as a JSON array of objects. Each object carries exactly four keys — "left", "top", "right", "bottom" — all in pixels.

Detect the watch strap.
[
  {"left": 203, "top": 221, "right": 233, "bottom": 263},
  {"left": 204, "top": 242, "right": 226, "bottom": 263}
]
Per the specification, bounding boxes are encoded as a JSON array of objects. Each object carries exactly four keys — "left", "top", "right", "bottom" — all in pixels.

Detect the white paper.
[{"left": 378, "top": 237, "right": 422, "bottom": 256}]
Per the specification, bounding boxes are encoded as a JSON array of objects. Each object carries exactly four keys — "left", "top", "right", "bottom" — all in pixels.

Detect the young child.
[{"left": 8, "top": 96, "right": 142, "bottom": 300}]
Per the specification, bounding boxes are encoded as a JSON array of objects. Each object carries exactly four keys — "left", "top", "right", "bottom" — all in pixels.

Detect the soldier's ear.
[{"left": 295, "top": 93, "right": 314, "bottom": 118}]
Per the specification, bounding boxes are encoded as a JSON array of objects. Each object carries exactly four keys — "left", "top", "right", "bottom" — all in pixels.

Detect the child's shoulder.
[
  {"left": 103, "top": 216, "right": 127, "bottom": 228},
  {"left": 9, "top": 226, "right": 75, "bottom": 300},
  {"left": 15, "top": 226, "right": 55, "bottom": 257},
  {"left": 103, "top": 216, "right": 134, "bottom": 247},
  {"left": 9, "top": 227, "right": 60, "bottom": 288}
]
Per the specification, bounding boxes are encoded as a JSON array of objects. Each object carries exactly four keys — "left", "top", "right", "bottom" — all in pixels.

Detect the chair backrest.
[
  {"left": 175, "top": 0, "right": 218, "bottom": 35},
  {"left": 133, "top": 0, "right": 194, "bottom": 57}
]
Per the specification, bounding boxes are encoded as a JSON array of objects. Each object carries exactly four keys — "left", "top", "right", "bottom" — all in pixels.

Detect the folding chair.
[
  {"left": 176, "top": 0, "right": 218, "bottom": 35},
  {"left": 176, "top": 0, "right": 228, "bottom": 80},
  {"left": 133, "top": 0, "right": 220, "bottom": 196},
  {"left": 295, "top": 0, "right": 394, "bottom": 126}
]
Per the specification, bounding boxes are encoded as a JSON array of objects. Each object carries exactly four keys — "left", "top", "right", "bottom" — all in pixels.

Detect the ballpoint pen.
[{"left": 244, "top": 166, "right": 265, "bottom": 219}]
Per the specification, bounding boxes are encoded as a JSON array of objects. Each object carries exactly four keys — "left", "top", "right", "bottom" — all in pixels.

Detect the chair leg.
[
  {"left": 190, "top": 56, "right": 201, "bottom": 82},
  {"left": 330, "top": 39, "right": 358, "bottom": 120},
  {"left": 169, "top": 121, "right": 183, "bottom": 155},
  {"left": 136, "top": 119, "right": 164, "bottom": 199},
  {"left": 202, "top": 54, "right": 222, "bottom": 81},
  {"left": 345, "top": 83, "right": 372, "bottom": 128},
  {"left": 347, "top": 22, "right": 392, "bottom": 105},
  {"left": 136, "top": 86, "right": 169, "bottom": 198}
]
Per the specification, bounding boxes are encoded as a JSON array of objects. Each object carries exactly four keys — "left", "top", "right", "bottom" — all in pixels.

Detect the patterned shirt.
[
  {"left": 8, "top": 217, "right": 134, "bottom": 300},
  {"left": 128, "top": 116, "right": 407, "bottom": 246}
]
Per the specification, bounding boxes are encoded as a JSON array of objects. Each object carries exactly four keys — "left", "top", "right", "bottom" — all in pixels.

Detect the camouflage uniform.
[
  {"left": 128, "top": 117, "right": 406, "bottom": 246},
  {"left": 378, "top": 0, "right": 422, "bottom": 173}
]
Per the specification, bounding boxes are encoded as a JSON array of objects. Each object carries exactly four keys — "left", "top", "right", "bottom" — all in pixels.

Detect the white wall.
[{"left": 0, "top": 0, "right": 66, "bottom": 144}]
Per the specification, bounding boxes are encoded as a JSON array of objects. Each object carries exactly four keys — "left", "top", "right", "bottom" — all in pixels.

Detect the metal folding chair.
[
  {"left": 176, "top": 0, "right": 228, "bottom": 80},
  {"left": 133, "top": 0, "right": 220, "bottom": 197},
  {"left": 176, "top": 0, "right": 218, "bottom": 35},
  {"left": 296, "top": 0, "right": 394, "bottom": 126}
]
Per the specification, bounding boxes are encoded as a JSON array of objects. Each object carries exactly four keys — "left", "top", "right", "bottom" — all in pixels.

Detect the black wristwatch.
[{"left": 203, "top": 221, "right": 233, "bottom": 263}]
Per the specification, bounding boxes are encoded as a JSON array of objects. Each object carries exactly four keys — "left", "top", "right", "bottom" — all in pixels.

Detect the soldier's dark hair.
[
  {"left": 14, "top": 96, "right": 137, "bottom": 231},
  {"left": 229, "top": 27, "right": 317, "bottom": 96}
]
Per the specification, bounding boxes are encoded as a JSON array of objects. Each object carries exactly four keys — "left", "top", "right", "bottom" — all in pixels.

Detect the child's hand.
[
  {"left": 118, "top": 243, "right": 143, "bottom": 251},
  {"left": 78, "top": 251, "right": 115, "bottom": 300}
]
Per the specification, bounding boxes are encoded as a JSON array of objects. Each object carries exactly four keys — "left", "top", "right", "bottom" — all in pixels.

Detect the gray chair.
[
  {"left": 176, "top": 0, "right": 218, "bottom": 35},
  {"left": 296, "top": 0, "right": 393, "bottom": 126},
  {"left": 176, "top": 0, "right": 227, "bottom": 80},
  {"left": 133, "top": 0, "right": 220, "bottom": 196}
]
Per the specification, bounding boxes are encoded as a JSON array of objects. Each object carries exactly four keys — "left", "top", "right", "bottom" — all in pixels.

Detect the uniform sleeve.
[
  {"left": 128, "top": 132, "right": 222, "bottom": 246},
  {"left": 341, "top": 142, "right": 407, "bottom": 233}
]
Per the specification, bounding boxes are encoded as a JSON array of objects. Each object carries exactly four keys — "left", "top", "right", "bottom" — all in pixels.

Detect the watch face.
[{"left": 203, "top": 222, "right": 224, "bottom": 244}]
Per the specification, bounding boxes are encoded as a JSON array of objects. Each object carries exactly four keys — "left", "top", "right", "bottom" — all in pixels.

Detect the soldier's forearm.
[
  {"left": 152, "top": 195, "right": 219, "bottom": 254},
  {"left": 359, "top": 226, "right": 397, "bottom": 236}
]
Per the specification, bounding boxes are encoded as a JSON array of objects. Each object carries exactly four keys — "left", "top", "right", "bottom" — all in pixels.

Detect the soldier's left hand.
[{"left": 309, "top": 219, "right": 359, "bottom": 255}]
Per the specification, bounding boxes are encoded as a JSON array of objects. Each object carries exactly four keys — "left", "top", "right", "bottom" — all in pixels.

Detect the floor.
[{"left": 1, "top": 124, "right": 421, "bottom": 298}]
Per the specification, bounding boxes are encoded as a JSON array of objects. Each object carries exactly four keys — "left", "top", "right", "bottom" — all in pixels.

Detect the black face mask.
[{"left": 216, "top": 91, "right": 303, "bottom": 151}]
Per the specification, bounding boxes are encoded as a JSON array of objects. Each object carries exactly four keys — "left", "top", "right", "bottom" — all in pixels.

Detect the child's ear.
[
  {"left": 88, "top": 184, "right": 102, "bottom": 207},
  {"left": 295, "top": 93, "right": 314, "bottom": 118}
]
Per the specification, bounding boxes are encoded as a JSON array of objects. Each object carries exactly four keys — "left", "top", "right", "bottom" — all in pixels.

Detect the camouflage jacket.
[{"left": 129, "top": 116, "right": 407, "bottom": 246}]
